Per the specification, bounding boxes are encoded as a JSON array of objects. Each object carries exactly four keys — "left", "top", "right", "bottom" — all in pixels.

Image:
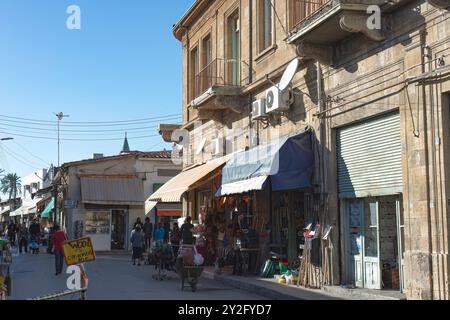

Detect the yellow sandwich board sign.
[{"left": 63, "top": 237, "right": 96, "bottom": 266}]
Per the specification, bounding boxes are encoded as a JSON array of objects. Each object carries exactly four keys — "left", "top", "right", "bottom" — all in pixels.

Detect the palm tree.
[{"left": 1, "top": 173, "right": 21, "bottom": 209}]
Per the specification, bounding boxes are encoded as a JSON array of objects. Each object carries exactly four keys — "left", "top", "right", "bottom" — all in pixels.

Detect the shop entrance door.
[
  {"left": 111, "top": 210, "right": 126, "bottom": 250},
  {"left": 347, "top": 199, "right": 380, "bottom": 289},
  {"left": 346, "top": 195, "right": 404, "bottom": 290}
]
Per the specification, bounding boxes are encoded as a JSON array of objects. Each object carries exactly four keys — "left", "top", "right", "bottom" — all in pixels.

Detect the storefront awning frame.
[{"left": 216, "top": 128, "right": 315, "bottom": 197}]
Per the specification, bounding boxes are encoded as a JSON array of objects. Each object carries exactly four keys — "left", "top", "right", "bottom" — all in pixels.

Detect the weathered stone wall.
[{"left": 175, "top": 0, "right": 450, "bottom": 299}]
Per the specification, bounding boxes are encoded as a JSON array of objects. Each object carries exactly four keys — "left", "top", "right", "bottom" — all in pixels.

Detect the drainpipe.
[
  {"left": 183, "top": 26, "right": 190, "bottom": 113},
  {"left": 249, "top": 0, "right": 253, "bottom": 84},
  {"left": 419, "top": 32, "right": 434, "bottom": 299},
  {"left": 249, "top": 0, "right": 255, "bottom": 146}
]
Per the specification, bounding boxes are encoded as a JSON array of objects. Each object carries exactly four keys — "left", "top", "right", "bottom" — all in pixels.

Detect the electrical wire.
[
  {"left": 0, "top": 144, "right": 42, "bottom": 170},
  {"left": 0, "top": 142, "right": 47, "bottom": 169},
  {"left": 0, "top": 130, "right": 162, "bottom": 141},
  {"left": 0, "top": 113, "right": 182, "bottom": 124},
  {"left": 0, "top": 125, "right": 161, "bottom": 137},
  {"left": 0, "top": 119, "right": 180, "bottom": 133},
  {"left": 0, "top": 116, "right": 182, "bottom": 128},
  {"left": 11, "top": 140, "right": 51, "bottom": 166},
  {"left": 0, "top": 115, "right": 182, "bottom": 129}
]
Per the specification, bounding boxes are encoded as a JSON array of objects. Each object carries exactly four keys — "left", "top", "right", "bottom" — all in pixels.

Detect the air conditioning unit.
[
  {"left": 211, "top": 137, "right": 224, "bottom": 156},
  {"left": 252, "top": 98, "right": 267, "bottom": 120},
  {"left": 265, "top": 86, "right": 291, "bottom": 114}
]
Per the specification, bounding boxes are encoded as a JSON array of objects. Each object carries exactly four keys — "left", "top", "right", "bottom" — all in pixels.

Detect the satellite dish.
[{"left": 279, "top": 58, "right": 299, "bottom": 91}]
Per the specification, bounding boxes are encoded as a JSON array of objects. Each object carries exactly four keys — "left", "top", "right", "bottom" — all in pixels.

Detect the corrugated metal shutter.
[{"left": 337, "top": 112, "right": 403, "bottom": 198}]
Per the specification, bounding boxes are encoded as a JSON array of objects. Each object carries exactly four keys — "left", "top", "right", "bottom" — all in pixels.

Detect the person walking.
[
  {"left": 51, "top": 225, "right": 67, "bottom": 275},
  {"left": 163, "top": 221, "right": 170, "bottom": 242},
  {"left": 181, "top": 216, "right": 195, "bottom": 245},
  {"left": 17, "top": 223, "right": 29, "bottom": 254},
  {"left": 143, "top": 217, "right": 153, "bottom": 252},
  {"left": 7, "top": 221, "right": 16, "bottom": 246},
  {"left": 29, "top": 219, "right": 40, "bottom": 238},
  {"left": 130, "top": 225, "right": 144, "bottom": 266}
]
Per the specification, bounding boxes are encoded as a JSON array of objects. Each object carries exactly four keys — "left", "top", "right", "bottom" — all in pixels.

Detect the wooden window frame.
[{"left": 257, "top": 0, "right": 275, "bottom": 54}]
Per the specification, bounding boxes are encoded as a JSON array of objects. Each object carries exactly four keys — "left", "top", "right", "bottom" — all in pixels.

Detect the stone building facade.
[{"left": 171, "top": 0, "right": 450, "bottom": 300}]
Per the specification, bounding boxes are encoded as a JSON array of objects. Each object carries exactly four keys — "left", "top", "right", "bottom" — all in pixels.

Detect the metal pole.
[{"left": 58, "top": 116, "right": 60, "bottom": 168}]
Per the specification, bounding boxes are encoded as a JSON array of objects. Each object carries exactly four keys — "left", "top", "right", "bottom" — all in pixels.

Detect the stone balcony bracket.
[
  {"left": 339, "top": 10, "right": 386, "bottom": 42},
  {"left": 159, "top": 124, "right": 182, "bottom": 143},
  {"left": 194, "top": 95, "right": 249, "bottom": 126},
  {"left": 296, "top": 42, "right": 334, "bottom": 66}
]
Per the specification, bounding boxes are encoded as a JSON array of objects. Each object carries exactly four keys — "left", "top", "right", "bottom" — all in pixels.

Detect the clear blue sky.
[{"left": 0, "top": 0, "right": 194, "bottom": 181}]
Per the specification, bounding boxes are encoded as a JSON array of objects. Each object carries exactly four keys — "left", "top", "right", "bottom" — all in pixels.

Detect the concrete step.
[
  {"left": 202, "top": 270, "right": 341, "bottom": 300},
  {"left": 322, "top": 285, "right": 406, "bottom": 300}
]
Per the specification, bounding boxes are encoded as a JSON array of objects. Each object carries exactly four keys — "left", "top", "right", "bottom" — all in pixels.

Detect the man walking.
[
  {"left": 143, "top": 217, "right": 153, "bottom": 252},
  {"left": 51, "top": 225, "right": 67, "bottom": 275},
  {"left": 7, "top": 221, "right": 16, "bottom": 246},
  {"left": 17, "top": 222, "right": 29, "bottom": 254}
]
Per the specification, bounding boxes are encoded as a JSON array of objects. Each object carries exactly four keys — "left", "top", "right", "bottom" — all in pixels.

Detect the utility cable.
[
  {"left": 0, "top": 130, "right": 162, "bottom": 141},
  {"left": 0, "top": 143, "right": 42, "bottom": 170},
  {"left": 11, "top": 140, "right": 51, "bottom": 166},
  {"left": 0, "top": 114, "right": 182, "bottom": 126}
]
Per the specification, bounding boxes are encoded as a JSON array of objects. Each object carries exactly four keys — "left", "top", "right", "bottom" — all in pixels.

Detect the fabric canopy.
[
  {"left": 215, "top": 176, "right": 268, "bottom": 196},
  {"left": 145, "top": 200, "right": 158, "bottom": 215},
  {"left": 216, "top": 128, "right": 314, "bottom": 197},
  {"left": 9, "top": 199, "right": 40, "bottom": 217},
  {"left": 41, "top": 198, "right": 55, "bottom": 218},
  {"left": 0, "top": 206, "right": 10, "bottom": 216},
  {"left": 148, "top": 154, "right": 233, "bottom": 203}
]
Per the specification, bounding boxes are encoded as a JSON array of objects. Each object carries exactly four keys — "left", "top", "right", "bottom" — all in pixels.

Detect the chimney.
[{"left": 92, "top": 153, "right": 104, "bottom": 159}]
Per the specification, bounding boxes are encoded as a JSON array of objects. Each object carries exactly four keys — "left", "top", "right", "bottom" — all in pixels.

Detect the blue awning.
[{"left": 216, "top": 128, "right": 315, "bottom": 196}]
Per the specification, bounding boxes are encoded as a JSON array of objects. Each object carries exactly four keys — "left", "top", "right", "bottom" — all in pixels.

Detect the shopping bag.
[{"left": 193, "top": 246, "right": 204, "bottom": 266}]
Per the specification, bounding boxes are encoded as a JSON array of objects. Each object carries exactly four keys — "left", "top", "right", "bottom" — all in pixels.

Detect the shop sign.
[
  {"left": 63, "top": 237, "right": 96, "bottom": 266},
  {"left": 64, "top": 200, "right": 75, "bottom": 209}
]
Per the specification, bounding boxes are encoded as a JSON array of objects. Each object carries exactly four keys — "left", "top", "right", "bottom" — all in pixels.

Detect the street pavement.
[{"left": 9, "top": 246, "right": 267, "bottom": 300}]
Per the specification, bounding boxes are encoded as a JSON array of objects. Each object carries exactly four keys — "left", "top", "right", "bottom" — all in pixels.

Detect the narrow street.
[{"left": 9, "top": 248, "right": 266, "bottom": 300}]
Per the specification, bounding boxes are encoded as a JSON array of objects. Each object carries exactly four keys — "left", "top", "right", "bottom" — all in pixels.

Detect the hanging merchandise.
[{"left": 322, "top": 225, "right": 332, "bottom": 240}]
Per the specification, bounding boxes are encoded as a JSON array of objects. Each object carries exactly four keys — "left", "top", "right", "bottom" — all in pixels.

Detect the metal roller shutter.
[{"left": 337, "top": 112, "right": 403, "bottom": 198}]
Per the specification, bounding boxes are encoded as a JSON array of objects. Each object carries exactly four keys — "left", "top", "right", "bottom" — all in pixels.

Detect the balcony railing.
[
  {"left": 190, "top": 58, "right": 247, "bottom": 102},
  {"left": 290, "top": 0, "right": 331, "bottom": 30}
]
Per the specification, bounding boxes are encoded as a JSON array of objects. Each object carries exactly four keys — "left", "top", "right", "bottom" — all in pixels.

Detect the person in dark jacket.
[
  {"left": 170, "top": 222, "right": 181, "bottom": 257},
  {"left": 130, "top": 225, "right": 144, "bottom": 266},
  {"left": 18, "top": 223, "right": 29, "bottom": 254},
  {"left": 181, "top": 216, "right": 194, "bottom": 245},
  {"left": 143, "top": 217, "right": 153, "bottom": 252},
  {"left": 7, "top": 222, "right": 16, "bottom": 246}
]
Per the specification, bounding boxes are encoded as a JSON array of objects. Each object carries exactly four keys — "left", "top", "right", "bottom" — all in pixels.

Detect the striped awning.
[
  {"left": 80, "top": 177, "right": 144, "bottom": 205},
  {"left": 148, "top": 154, "right": 233, "bottom": 203}
]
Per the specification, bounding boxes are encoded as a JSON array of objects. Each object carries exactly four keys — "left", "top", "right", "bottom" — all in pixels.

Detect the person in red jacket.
[{"left": 51, "top": 224, "right": 67, "bottom": 275}]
